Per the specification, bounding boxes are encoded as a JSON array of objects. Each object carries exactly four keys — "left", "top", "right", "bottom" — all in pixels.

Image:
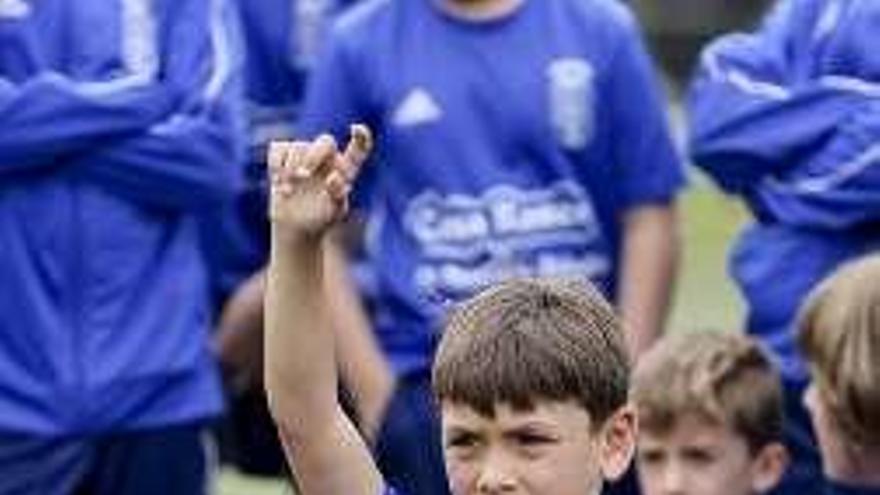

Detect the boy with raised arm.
[{"left": 264, "top": 129, "right": 637, "bottom": 495}]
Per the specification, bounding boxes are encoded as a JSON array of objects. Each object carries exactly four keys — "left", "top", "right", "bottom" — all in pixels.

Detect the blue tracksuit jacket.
[
  {"left": 0, "top": 0, "right": 245, "bottom": 434},
  {"left": 688, "top": 0, "right": 880, "bottom": 382}
]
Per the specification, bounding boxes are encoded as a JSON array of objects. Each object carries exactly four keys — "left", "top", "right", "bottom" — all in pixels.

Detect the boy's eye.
[
  {"left": 508, "top": 431, "right": 558, "bottom": 459},
  {"left": 446, "top": 432, "right": 480, "bottom": 449},
  {"left": 637, "top": 449, "right": 665, "bottom": 465},
  {"left": 512, "top": 432, "right": 554, "bottom": 446},
  {"left": 682, "top": 448, "right": 715, "bottom": 465}
]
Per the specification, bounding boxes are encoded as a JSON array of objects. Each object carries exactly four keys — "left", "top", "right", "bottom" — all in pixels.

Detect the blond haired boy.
[
  {"left": 263, "top": 130, "right": 636, "bottom": 495},
  {"left": 631, "top": 331, "right": 789, "bottom": 495},
  {"left": 798, "top": 255, "right": 880, "bottom": 494}
]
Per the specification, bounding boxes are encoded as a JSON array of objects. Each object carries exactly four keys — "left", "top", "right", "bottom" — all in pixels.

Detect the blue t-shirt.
[{"left": 300, "top": 0, "right": 684, "bottom": 375}]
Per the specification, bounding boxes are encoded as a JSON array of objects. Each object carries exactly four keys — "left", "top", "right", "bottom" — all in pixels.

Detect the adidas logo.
[
  {"left": 0, "top": 0, "right": 30, "bottom": 18},
  {"left": 392, "top": 87, "right": 443, "bottom": 127}
]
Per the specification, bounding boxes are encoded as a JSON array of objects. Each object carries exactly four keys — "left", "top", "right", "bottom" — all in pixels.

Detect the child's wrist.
[{"left": 271, "top": 224, "right": 325, "bottom": 251}]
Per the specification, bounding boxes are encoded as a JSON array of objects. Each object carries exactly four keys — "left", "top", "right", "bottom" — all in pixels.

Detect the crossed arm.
[
  {"left": 688, "top": 0, "right": 880, "bottom": 225},
  {"left": 0, "top": 0, "right": 244, "bottom": 210}
]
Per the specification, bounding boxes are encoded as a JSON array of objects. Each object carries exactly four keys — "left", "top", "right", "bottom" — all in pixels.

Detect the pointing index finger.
[{"left": 340, "top": 124, "right": 373, "bottom": 181}]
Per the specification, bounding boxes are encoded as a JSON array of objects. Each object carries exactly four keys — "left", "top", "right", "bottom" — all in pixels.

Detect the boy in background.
[
  {"left": 632, "top": 331, "right": 789, "bottom": 495},
  {"left": 263, "top": 130, "right": 637, "bottom": 495},
  {"left": 798, "top": 255, "right": 880, "bottom": 494}
]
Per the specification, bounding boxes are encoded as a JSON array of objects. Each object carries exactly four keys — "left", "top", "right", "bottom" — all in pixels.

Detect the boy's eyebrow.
[
  {"left": 509, "top": 419, "right": 556, "bottom": 428},
  {"left": 680, "top": 444, "right": 717, "bottom": 453},
  {"left": 501, "top": 419, "right": 564, "bottom": 433},
  {"left": 444, "top": 425, "right": 481, "bottom": 435}
]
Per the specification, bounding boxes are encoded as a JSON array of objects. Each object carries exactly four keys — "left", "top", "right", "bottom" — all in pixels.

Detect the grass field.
[
  {"left": 669, "top": 184, "right": 748, "bottom": 333},
  {"left": 217, "top": 470, "right": 289, "bottom": 495},
  {"left": 217, "top": 184, "right": 750, "bottom": 495}
]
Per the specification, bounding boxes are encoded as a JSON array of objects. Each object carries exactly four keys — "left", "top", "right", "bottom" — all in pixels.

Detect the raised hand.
[{"left": 267, "top": 125, "right": 373, "bottom": 238}]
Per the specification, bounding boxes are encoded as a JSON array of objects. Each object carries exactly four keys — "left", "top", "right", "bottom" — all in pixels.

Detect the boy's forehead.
[
  {"left": 640, "top": 412, "right": 746, "bottom": 449},
  {"left": 441, "top": 400, "right": 594, "bottom": 429}
]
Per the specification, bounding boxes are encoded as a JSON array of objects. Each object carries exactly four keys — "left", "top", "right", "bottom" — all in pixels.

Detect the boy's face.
[
  {"left": 637, "top": 414, "right": 786, "bottom": 495},
  {"left": 440, "top": 400, "right": 634, "bottom": 495}
]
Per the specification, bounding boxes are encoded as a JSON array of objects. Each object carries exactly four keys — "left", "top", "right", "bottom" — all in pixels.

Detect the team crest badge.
[{"left": 547, "top": 58, "right": 595, "bottom": 151}]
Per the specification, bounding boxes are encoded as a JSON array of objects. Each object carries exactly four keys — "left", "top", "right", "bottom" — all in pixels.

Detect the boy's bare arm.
[
  {"left": 618, "top": 203, "right": 681, "bottom": 359},
  {"left": 264, "top": 127, "right": 383, "bottom": 495}
]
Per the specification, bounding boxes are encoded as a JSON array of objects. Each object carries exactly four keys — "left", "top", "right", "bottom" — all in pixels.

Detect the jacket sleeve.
[
  {"left": 686, "top": 0, "right": 868, "bottom": 195},
  {"left": 755, "top": 98, "right": 880, "bottom": 230},
  {"left": 73, "top": 0, "right": 246, "bottom": 211},
  {"left": 689, "top": 0, "right": 880, "bottom": 229},
  {"left": 0, "top": 17, "right": 178, "bottom": 173}
]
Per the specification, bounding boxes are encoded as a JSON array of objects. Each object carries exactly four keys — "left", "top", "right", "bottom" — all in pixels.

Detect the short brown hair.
[
  {"left": 798, "top": 254, "right": 880, "bottom": 449},
  {"left": 631, "top": 331, "right": 783, "bottom": 452},
  {"left": 431, "top": 277, "right": 629, "bottom": 428}
]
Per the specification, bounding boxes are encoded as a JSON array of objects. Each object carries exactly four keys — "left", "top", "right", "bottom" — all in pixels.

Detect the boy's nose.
[
  {"left": 476, "top": 454, "right": 517, "bottom": 493},
  {"left": 476, "top": 472, "right": 517, "bottom": 494},
  {"left": 660, "top": 462, "right": 688, "bottom": 495}
]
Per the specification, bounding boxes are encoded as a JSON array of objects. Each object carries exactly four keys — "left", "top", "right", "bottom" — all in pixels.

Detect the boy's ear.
[
  {"left": 750, "top": 442, "right": 789, "bottom": 494},
  {"left": 599, "top": 405, "right": 637, "bottom": 481}
]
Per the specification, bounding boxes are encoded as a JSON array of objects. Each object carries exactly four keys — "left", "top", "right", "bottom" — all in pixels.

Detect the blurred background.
[{"left": 635, "top": 0, "right": 770, "bottom": 86}]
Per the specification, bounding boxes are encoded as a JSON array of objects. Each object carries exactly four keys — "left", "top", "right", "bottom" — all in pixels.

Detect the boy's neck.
[{"left": 437, "top": 0, "right": 524, "bottom": 21}]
